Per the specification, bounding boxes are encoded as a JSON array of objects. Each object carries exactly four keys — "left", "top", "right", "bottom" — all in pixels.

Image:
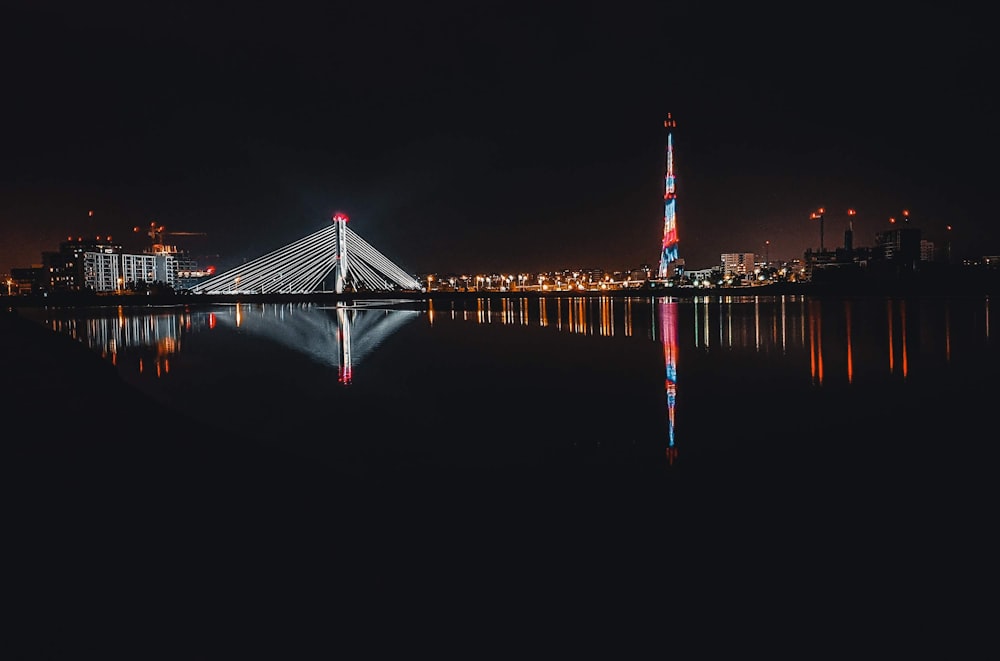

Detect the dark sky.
[{"left": 2, "top": 2, "right": 996, "bottom": 275}]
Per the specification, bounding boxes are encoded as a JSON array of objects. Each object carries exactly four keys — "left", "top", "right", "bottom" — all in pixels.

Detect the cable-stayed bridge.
[{"left": 189, "top": 214, "right": 422, "bottom": 295}]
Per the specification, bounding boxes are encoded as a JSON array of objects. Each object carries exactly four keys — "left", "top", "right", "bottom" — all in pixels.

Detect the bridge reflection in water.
[
  {"left": 39, "top": 300, "right": 421, "bottom": 387},
  {"left": 204, "top": 301, "right": 420, "bottom": 386}
]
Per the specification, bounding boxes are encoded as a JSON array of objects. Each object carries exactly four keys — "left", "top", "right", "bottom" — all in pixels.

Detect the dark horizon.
[{"left": 3, "top": 3, "right": 996, "bottom": 275}]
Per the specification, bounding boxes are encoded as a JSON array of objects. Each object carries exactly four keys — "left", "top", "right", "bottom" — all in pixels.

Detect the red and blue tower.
[{"left": 658, "top": 114, "right": 679, "bottom": 278}]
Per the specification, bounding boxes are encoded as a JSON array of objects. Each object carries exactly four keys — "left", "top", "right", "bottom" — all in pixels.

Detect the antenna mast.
[{"left": 658, "top": 114, "right": 680, "bottom": 279}]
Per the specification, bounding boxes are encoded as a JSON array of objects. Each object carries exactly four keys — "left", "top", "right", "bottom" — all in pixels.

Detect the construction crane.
[{"left": 134, "top": 221, "right": 207, "bottom": 252}]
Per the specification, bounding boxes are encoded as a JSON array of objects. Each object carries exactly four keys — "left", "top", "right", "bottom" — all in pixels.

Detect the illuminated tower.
[{"left": 658, "top": 114, "right": 679, "bottom": 278}]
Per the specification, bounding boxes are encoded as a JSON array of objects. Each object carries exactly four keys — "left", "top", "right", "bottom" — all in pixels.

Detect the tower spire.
[{"left": 658, "top": 114, "right": 680, "bottom": 279}]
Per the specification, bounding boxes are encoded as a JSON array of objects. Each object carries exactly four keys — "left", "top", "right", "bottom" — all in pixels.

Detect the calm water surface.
[
  {"left": 16, "top": 292, "right": 999, "bottom": 647},
  {"left": 25, "top": 293, "right": 997, "bottom": 482}
]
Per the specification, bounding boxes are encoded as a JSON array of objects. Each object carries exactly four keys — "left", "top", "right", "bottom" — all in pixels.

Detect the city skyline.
[{"left": 2, "top": 3, "right": 996, "bottom": 275}]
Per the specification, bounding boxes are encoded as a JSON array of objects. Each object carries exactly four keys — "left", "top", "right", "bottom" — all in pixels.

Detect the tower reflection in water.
[
  {"left": 337, "top": 305, "right": 353, "bottom": 385},
  {"left": 658, "top": 297, "right": 679, "bottom": 465}
]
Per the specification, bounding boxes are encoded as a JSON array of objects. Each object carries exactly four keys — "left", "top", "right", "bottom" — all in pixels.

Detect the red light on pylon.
[
  {"left": 847, "top": 208, "right": 856, "bottom": 216},
  {"left": 332, "top": 212, "right": 349, "bottom": 223},
  {"left": 88, "top": 210, "right": 94, "bottom": 217}
]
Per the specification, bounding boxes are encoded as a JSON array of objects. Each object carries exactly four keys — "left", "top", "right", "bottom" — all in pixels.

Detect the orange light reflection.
[{"left": 845, "top": 300, "right": 853, "bottom": 383}]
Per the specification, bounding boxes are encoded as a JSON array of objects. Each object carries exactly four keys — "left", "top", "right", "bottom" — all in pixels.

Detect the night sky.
[{"left": 2, "top": 2, "right": 996, "bottom": 275}]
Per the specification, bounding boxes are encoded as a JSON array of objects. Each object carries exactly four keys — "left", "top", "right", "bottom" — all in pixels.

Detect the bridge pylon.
[{"left": 332, "top": 212, "right": 350, "bottom": 294}]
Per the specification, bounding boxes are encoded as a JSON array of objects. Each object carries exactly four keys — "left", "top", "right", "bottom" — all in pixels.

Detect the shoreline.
[{"left": 3, "top": 273, "right": 996, "bottom": 311}]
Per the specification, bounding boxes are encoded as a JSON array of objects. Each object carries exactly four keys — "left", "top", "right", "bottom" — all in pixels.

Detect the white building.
[
  {"left": 84, "top": 251, "right": 177, "bottom": 292},
  {"left": 685, "top": 267, "right": 716, "bottom": 285},
  {"left": 720, "top": 253, "right": 756, "bottom": 277}
]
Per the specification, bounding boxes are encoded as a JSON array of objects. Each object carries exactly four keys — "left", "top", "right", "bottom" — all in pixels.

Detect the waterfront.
[{"left": 6, "top": 293, "right": 998, "bottom": 652}]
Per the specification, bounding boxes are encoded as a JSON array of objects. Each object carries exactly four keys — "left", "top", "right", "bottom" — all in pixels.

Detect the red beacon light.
[{"left": 332, "top": 212, "right": 350, "bottom": 223}]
